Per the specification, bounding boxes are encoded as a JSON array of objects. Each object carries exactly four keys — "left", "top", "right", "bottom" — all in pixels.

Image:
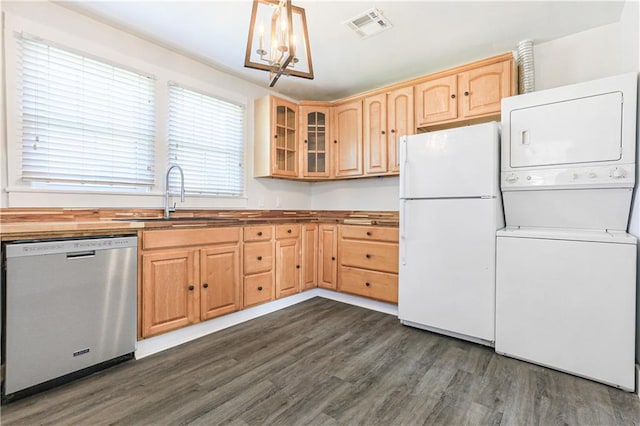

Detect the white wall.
[
  {"left": 310, "top": 176, "right": 399, "bottom": 211},
  {"left": 0, "top": 1, "right": 312, "bottom": 210}
]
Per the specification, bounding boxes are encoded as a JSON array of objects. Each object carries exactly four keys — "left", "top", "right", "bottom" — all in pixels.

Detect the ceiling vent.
[{"left": 344, "top": 8, "right": 393, "bottom": 39}]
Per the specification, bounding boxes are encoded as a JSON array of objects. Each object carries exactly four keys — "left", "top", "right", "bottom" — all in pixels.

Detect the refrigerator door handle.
[{"left": 399, "top": 137, "right": 409, "bottom": 197}]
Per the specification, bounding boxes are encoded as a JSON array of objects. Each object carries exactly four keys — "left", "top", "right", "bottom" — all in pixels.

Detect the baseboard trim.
[
  {"left": 135, "top": 289, "right": 399, "bottom": 359},
  {"left": 636, "top": 363, "right": 639, "bottom": 397}
]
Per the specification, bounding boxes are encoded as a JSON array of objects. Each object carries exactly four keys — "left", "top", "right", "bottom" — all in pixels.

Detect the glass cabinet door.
[
  {"left": 302, "top": 107, "right": 330, "bottom": 177},
  {"left": 273, "top": 100, "right": 297, "bottom": 176}
]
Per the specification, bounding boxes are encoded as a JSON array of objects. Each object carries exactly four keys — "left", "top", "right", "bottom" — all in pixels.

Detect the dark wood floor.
[{"left": 2, "top": 297, "right": 639, "bottom": 425}]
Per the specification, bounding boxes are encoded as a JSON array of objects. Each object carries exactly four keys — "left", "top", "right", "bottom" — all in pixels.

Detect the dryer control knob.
[
  {"left": 506, "top": 173, "right": 518, "bottom": 183},
  {"left": 571, "top": 172, "right": 579, "bottom": 180},
  {"left": 612, "top": 168, "right": 626, "bottom": 179},
  {"left": 588, "top": 172, "right": 597, "bottom": 179}
]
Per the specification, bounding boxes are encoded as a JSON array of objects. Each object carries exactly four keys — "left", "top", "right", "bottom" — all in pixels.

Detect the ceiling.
[{"left": 59, "top": 1, "right": 627, "bottom": 101}]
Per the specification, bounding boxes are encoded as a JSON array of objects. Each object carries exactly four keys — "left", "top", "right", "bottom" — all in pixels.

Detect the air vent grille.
[{"left": 344, "top": 8, "right": 393, "bottom": 39}]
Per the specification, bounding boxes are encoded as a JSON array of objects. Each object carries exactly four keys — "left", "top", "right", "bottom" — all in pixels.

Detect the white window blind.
[
  {"left": 168, "top": 83, "right": 245, "bottom": 196},
  {"left": 17, "top": 34, "right": 156, "bottom": 188}
]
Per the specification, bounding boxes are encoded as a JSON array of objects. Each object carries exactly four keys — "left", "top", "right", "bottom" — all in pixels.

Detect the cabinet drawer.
[
  {"left": 143, "top": 227, "right": 241, "bottom": 250},
  {"left": 244, "top": 241, "right": 274, "bottom": 275},
  {"left": 340, "top": 240, "right": 398, "bottom": 273},
  {"left": 243, "top": 225, "right": 273, "bottom": 242},
  {"left": 244, "top": 272, "right": 274, "bottom": 307},
  {"left": 338, "top": 266, "right": 398, "bottom": 303},
  {"left": 275, "top": 224, "right": 301, "bottom": 239},
  {"left": 340, "top": 225, "right": 398, "bottom": 243}
]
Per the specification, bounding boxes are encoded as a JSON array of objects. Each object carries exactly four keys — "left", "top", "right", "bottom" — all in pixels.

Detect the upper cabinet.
[
  {"left": 415, "top": 54, "right": 515, "bottom": 129},
  {"left": 300, "top": 105, "right": 331, "bottom": 178},
  {"left": 254, "top": 53, "right": 514, "bottom": 181},
  {"left": 364, "top": 87, "right": 415, "bottom": 176},
  {"left": 254, "top": 95, "right": 299, "bottom": 178},
  {"left": 333, "top": 100, "right": 363, "bottom": 178}
]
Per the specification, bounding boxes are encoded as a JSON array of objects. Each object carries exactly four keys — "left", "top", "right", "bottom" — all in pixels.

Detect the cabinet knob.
[
  {"left": 451, "top": 94, "right": 456, "bottom": 99},
  {"left": 333, "top": 140, "right": 337, "bottom": 144},
  {"left": 258, "top": 286, "right": 263, "bottom": 291},
  {"left": 366, "top": 231, "right": 372, "bottom": 236},
  {"left": 381, "top": 130, "right": 386, "bottom": 135},
  {"left": 390, "top": 129, "right": 396, "bottom": 133},
  {"left": 464, "top": 91, "right": 469, "bottom": 96},
  {"left": 257, "top": 256, "right": 263, "bottom": 261},
  {"left": 366, "top": 254, "right": 371, "bottom": 259},
  {"left": 365, "top": 282, "right": 371, "bottom": 287},
  {"left": 274, "top": 134, "right": 278, "bottom": 139},
  {"left": 257, "top": 231, "right": 263, "bottom": 236},
  {"left": 287, "top": 229, "right": 292, "bottom": 234},
  {"left": 331, "top": 256, "right": 336, "bottom": 261},
  {"left": 296, "top": 265, "right": 300, "bottom": 269},
  {"left": 188, "top": 285, "right": 195, "bottom": 291},
  {"left": 203, "top": 283, "right": 209, "bottom": 289},
  {"left": 304, "top": 139, "right": 308, "bottom": 144}
]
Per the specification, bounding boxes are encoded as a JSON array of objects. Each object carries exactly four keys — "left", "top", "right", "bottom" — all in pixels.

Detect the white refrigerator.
[{"left": 398, "top": 121, "right": 504, "bottom": 345}]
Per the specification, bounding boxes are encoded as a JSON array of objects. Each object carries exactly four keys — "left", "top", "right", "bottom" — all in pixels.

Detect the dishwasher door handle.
[{"left": 66, "top": 250, "right": 96, "bottom": 259}]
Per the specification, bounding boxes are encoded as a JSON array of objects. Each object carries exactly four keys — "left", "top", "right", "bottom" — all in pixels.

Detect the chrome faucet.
[{"left": 164, "top": 164, "right": 185, "bottom": 219}]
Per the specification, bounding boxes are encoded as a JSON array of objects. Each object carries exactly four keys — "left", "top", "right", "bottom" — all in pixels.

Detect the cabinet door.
[
  {"left": 301, "top": 223, "right": 318, "bottom": 290},
  {"left": 272, "top": 97, "right": 299, "bottom": 177},
  {"left": 415, "top": 74, "right": 458, "bottom": 126},
  {"left": 364, "top": 93, "right": 387, "bottom": 175},
  {"left": 387, "top": 86, "right": 414, "bottom": 173},
  {"left": 333, "top": 100, "right": 363, "bottom": 177},
  {"left": 200, "top": 243, "right": 241, "bottom": 320},
  {"left": 275, "top": 237, "right": 301, "bottom": 298},
  {"left": 460, "top": 60, "right": 512, "bottom": 118},
  {"left": 318, "top": 224, "right": 338, "bottom": 290},
  {"left": 142, "top": 249, "right": 198, "bottom": 338},
  {"left": 301, "top": 106, "right": 331, "bottom": 178}
]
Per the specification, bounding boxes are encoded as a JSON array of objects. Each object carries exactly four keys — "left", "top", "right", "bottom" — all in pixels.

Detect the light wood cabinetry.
[
  {"left": 363, "top": 87, "right": 415, "bottom": 176},
  {"left": 338, "top": 225, "right": 399, "bottom": 303},
  {"left": 140, "top": 227, "right": 241, "bottom": 338},
  {"left": 318, "top": 224, "right": 338, "bottom": 290},
  {"left": 301, "top": 223, "right": 318, "bottom": 290},
  {"left": 242, "top": 225, "right": 275, "bottom": 308},
  {"left": 275, "top": 224, "right": 301, "bottom": 298},
  {"left": 387, "top": 86, "right": 414, "bottom": 173},
  {"left": 332, "top": 100, "right": 363, "bottom": 177},
  {"left": 415, "top": 55, "right": 514, "bottom": 128},
  {"left": 300, "top": 105, "right": 331, "bottom": 178},
  {"left": 254, "top": 95, "right": 299, "bottom": 178}
]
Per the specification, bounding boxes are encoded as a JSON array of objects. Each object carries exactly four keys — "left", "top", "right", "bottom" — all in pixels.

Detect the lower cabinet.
[
  {"left": 275, "top": 224, "right": 301, "bottom": 298},
  {"left": 301, "top": 223, "right": 318, "bottom": 290},
  {"left": 318, "top": 224, "right": 338, "bottom": 289},
  {"left": 139, "top": 222, "right": 399, "bottom": 339},
  {"left": 140, "top": 227, "right": 241, "bottom": 338},
  {"left": 337, "top": 225, "right": 399, "bottom": 303},
  {"left": 243, "top": 225, "right": 275, "bottom": 308}
]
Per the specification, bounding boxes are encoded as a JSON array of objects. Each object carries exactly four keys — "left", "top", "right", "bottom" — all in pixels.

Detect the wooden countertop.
[{"left": 0, "top": 209, "right": 399, "bottom": 240}]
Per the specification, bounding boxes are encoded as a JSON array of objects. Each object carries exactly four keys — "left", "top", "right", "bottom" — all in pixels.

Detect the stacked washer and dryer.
[{"left": 496, "top": 73, "right": 638, "bottom": 391}]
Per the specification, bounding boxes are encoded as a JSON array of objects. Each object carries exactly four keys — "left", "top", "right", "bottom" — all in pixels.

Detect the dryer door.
[{"left": 509, "top": 92, "right": 622, "bottom": 168}]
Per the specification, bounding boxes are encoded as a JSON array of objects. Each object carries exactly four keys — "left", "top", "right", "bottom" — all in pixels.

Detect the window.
[
  {"left": 168, "top": 83, "right": 245, "bottom": 196},
  {"left": 17, "top": 33, "right": 155, "bottom": 190}
]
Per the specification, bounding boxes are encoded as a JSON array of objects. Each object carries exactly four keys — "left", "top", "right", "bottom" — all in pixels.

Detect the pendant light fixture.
[{"left": 244, "top": 0, "right": 314, "bottom": 87}]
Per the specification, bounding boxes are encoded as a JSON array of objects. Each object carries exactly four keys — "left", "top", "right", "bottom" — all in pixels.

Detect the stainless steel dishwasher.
[{"left": 2, "top": 236, "right": 137, "bottom": 402}]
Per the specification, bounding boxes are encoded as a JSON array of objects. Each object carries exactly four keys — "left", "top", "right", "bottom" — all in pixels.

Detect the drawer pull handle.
[
  {"left": 188, "top": 285, "right": 195, "bottom": 291},
  {"left": 366, "top": 254, "right": 371, "bottom": 259},
  {"left": 366, "top": 231, "right": 372, "bottom": 236},
  {"left": 257, "top": 256, "right": 263, "bottom": 261},
  {"left": 365, "top": 282, "right": 371, "bottom": 287},
  {"left": 257, "top": 231, "right": 263, "bottom": 236},
  {"left": 258, "top": 286, "right": 263, "bottom": 291},
  {"left": 203, "top": 283, "right": 209, "bottom": 289},
  {"left": 287, "top": 229, "right": 292, "bottom": 234}
]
